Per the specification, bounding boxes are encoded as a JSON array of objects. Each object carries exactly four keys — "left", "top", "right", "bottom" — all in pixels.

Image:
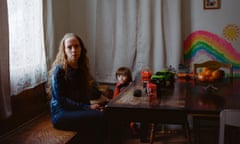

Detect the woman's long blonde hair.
[{"left": 47, "top": 33, "right": 92, "bottom": 99}]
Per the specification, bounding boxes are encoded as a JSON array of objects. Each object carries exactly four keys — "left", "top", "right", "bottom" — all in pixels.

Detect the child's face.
[{"left": 117, "top": 75, "right": 128, "bottom": 84}]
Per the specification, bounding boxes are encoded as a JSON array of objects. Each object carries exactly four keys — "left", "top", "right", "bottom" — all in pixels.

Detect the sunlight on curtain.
[{"left": 8, "top": 0, "right": 47, "bottom": 95}]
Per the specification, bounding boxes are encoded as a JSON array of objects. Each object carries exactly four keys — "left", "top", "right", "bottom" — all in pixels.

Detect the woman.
[{"left": 48, "top": 33, "right": 106, "bottom": 143}]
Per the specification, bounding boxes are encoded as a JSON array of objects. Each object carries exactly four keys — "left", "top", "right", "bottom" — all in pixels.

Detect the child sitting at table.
[
  {"left": 113, "top": 67, "right": 133, "bottom": 98},
  {"left": 113, "top": 67, "right": 141, "bottom": 136}
]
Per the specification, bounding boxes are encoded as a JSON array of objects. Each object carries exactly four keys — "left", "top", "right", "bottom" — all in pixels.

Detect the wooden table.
[{"left": 105, "top": 78, "right": 240, "bottom": 144}]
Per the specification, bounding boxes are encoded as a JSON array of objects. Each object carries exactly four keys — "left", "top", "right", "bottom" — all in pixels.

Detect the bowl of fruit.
[{"left": 196, "top": 67, "right": 225, "bottom": 82}]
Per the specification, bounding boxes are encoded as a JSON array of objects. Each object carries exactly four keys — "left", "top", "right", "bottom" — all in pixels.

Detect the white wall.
[{"left": 183, "top": 0, "right": 240, "bottom": 51}]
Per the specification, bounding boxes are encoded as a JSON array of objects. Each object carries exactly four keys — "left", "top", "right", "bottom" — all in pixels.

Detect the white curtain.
[
  {"left": 94, "top": 0, "right": 182, "bottom": 83},
  {"left": 43, "top": 0, "right": 55, "bottom": 70},
  {"left": 0, "top": 0, "right": 12, "bottom": 119},
  {"left": 8, "top": 0, "right": 47, "bottom": 95}
]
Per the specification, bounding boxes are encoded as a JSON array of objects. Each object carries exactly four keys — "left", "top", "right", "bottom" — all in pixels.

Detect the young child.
[
  {"left": 113, "top": 67, "right": 140, "bottom": 136},
  {"left": 113, "top": 67, "right": 133, "bottom": 98}
]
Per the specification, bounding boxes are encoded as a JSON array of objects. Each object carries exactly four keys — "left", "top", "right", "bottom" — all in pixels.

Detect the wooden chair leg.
[
  {"left": 149, "top": 123, "right": 156, "bottom": 144},
  {"left": 184, "top": 121, "right": 192, "bottom": 144}
]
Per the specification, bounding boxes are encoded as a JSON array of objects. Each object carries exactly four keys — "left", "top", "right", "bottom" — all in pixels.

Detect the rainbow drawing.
[{"left": 184, "top": 30, "right": 240, "bottom": 77}]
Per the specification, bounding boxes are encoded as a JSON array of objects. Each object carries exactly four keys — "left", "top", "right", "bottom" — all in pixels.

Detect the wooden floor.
[
  {"left": 0, "top": 112, "right": 190, "bottom": 144},
  {"left": 0, "top": 113, "right": 77, "bottom": 144}
]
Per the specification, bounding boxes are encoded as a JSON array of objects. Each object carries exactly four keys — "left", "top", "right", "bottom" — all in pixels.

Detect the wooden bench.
[{"left": 0, "top": 112, "right": 77, "bottom": 144}]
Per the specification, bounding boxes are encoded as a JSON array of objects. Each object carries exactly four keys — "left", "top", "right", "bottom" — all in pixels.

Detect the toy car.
[
  {"left": 151, "top": 69, "right": 174, "bottom": 80},
  {"left": 151, "top": 69, "right": 175, "bottom": 87}
]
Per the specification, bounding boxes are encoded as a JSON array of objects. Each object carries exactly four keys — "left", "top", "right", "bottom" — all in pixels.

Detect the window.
[{"left": 7, "top": 0, "right": 47, "bottom": 95}]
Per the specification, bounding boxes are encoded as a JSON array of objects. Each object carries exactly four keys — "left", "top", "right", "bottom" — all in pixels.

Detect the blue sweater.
[{"left": 50, "top": 64, "right": 91, "bottom": 116}]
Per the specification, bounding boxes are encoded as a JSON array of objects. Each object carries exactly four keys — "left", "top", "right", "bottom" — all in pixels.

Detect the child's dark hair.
[{"left": 115, "top": 67, "right": 132, "bottom": 83}]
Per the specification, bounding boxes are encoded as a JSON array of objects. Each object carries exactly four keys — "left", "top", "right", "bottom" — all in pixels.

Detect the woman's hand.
[{"left": 90, "top": 103, "right": 104, "bottom": 112}]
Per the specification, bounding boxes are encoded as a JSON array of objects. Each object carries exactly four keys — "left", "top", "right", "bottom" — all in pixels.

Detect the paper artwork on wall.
[{"left": 184, "top": 30, "right": 240, "bottom": 77}]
